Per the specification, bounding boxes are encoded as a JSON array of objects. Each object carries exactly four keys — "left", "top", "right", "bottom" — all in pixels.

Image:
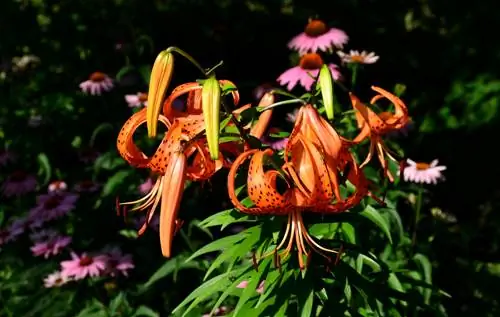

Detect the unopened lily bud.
[
  {"left": 201, "top": 76, "right": 221, "bottom": 160},
  {"left": 147, "top": 50, "right": 174, "bottom": 138},
  {"left": 319, "top": 64, "right": 334, "bottom": 120}
]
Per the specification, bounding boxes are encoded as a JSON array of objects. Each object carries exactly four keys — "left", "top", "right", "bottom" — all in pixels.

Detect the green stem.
[
  {"left": 351, "top": 64, "right": 359, "bottom": 88},
  {"left": 270, "top": 89, "right": 301, "bottom": 99},
  {"left": 166, "top": 46, "right": 206, "bottom": 76},
  {"left": 205, "top": 60, "right": 224, "bottom": 76},
  {"left": 258, "top": 99, "right": 306, "bottom": 112},
  {"left": 412, "top": 186, "right": 424, "bottom": 247}
]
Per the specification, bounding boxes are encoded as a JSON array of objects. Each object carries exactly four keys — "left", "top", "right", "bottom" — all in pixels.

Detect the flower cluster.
[
  {"left": 114, "top": 19, "right": 447, "bottom": 270},
  {"left": 278, "top": 18, "right": 379, "bottom": 92},
  {"left": 0, "top": 164, "right": 134, "bottom": 288}
]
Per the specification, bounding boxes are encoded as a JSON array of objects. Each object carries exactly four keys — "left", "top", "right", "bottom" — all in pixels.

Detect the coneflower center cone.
[
  {"left": 416, "top": 162, "right": 431, "bottom": 170},
  {"left": 90, "top": 72, "right": 107, "bottom": 82},
  {"left": 44, "top": 196, "right": 62, "bottom": 209},
  {"left": 138, "top": 93, "right": 148, "bottom": 102},
  {"left": 299, "top": 53, "right": 324, "bottom": 70},
  {"left": 79, "top": 256, "right": 94, "bottom": 266},
  {"left": 304, "top": 19, "right": 329, "bottom": 37}
]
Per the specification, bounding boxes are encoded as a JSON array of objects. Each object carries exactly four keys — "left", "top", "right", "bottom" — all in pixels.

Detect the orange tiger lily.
[
  {"left": 228, "top": 104, "right": 371, "bottom": 268},
  {"left": 117, "top": 108, "right": 208, "bottom": 257},
  {"left": 350, "top": 86, "right": 409, "bottom": 181},
  {"left": 117, "top": 86, "right": 275, "bottom": 257}
]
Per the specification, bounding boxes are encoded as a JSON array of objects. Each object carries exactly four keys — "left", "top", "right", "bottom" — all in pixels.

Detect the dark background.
[{"left": 1, "top": 0, "right": 499, "bottom": 315}]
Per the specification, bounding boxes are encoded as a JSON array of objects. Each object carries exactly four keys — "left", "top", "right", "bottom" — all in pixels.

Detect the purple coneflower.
[
  {"left": 337, "top": 50, "right": 380, "bottom": 64},
  {"left": 277, "top": 53, "right": 341, "bottom": 91},
  {"left": 403, "top": 159, "right": 446, "bottom": 184},
  {"left": 288, "top": 19, "right": 348, "bottom": 55},
  {"left": 79, "top": 72, "right": 114, "bottom": 95},
  {"left": 29, "top": 192, "right": 78, "bottom": 221},
  {"left": 44, "top": 271, "right": 70, "bottom": 288},
  {"left": 60, "top": 252, "right": 109, "bottom": 280},
  {"left": 125, "top": 92, "right": 148, "bottom": 107},
  {"left": 30, "top": 230, "right": 72, "bottom": 258},
  {"left": 1, "top": 171, "right": 37, "bottom": 197},
  {"left": 103, "top": 247, "right": 135, "bottom": 276}
]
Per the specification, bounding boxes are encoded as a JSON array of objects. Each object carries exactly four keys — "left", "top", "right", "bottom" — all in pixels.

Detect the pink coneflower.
[
  {"left": 236, "top": 280, "right": 265, "bottom": 294},
  {"left": 44, "top": 271, "right": 70, "bottom": 288},
  {"left": 9, "top": 216, "right": 45, "bottom": 234},
  {"left": 125, "top": 92, "right": 148, "bottom": 107},
  {"left": 288, "top": 19, "right": 348, "bottom": 55},
  {"left": 0, "top": 150, "right": 16, "bottom": 166},
  {"left": 60, "top": 252, "right": 109, "bottom": 280},
  {"left": 1, "top": 171, "right": 37, "bottom": 197},
  {"left": 277, "top": 53, "right": 341, "bottom": 91},
  {"left": 74, "top": 180, "right": 101, "bottom": 193},
  {"left": 104, "top": 247, "right": 134, "bottom": 276},
  {"left": 29, "top": 192, "right": 78, "bottom": 221},
  {"left": 337, "top": 50, "right": 379, "bottom": 64},
  {"left": 48, "top": 180, "right": 68, "bottom": 193},
  {"left": 138, "top": 177, "right": 154, "bottom": 195},
  {"left": 403, "top": 159, "right": 446, "bottom": 184},
  {"left": 30, "top": 230, "right": 72, "bottom": 258},
  {"left": 79, "top": 72, "right": 114, "bottom": 95},
  {"left": 202, "top": 306, "right": 231, "bottom": 317}
]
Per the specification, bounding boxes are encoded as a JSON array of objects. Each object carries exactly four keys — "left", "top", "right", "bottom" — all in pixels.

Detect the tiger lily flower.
[
  {"left": 228, "top": 104, "right": 371, "bottom": 268},
  {"left": 117, "top": 86, "right": 275, "bottom": 257},
  {"left": 350, "top": 86, "right": 409, "bottom": 181},
  {"left": 118, "top": 108, "right": 219, "bottom": 257}
]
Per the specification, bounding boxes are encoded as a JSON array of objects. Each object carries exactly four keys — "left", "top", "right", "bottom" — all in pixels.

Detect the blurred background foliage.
[{"left": 1, "top": 0, "right": 499, "bottom": 316}]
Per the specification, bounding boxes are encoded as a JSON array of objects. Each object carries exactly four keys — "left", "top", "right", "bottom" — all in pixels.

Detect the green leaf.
[
  {"left": 233, "top": 258, "right": 271, "bottom": 316},
  {"left": 309, "top": 222, "right": 339, "bottom": 239},
  {"left": 89, "top": 122, "right": 113, "bottom": 147},
  {"left": 108, "top": 293, "right": 127, "bottom": 315},
  {"left": 381, "top": 207, "right": 404, "bottom": 244},
  {"left": 388, "top": 273, "right": 407, "bottom": 306},
  {"left": 94, "top": 153, "right": 126, "bottom": 172},
  {"left": 198, "top": 208, "right": 254, "bottom": 230},
  {"left": 413, "top": 253, "right": 432, "bottom": 304},
  {"left": 132, "top": 306, "right": 160, "bottom": 317},
  {"left": 37, "top": 153, "right": 51, "bottom": 186},
  {"left": 341, "top": 222, "right": 356, "bottom": 244},
  {"left": 300, "top": 288, "right": 314, "bottom": 317},
  {"left": 116, "top": 65, "right": 136, "bottom": 82},
  {"left": 102, "top": 170, "right": 132, "bottom": 197},
  {"left": 359, "top": 205, "right": 393, "bottom": 244},
  {"left": 172, "top": 267, "right": 249, "bottom": 316},
  {"left": 137, "top": 254, "right": 202, "bottom": 293},
  {"left": 185, "top": 233, "right": 247, "bottom": 263},
  {"left": 118, "top": 229, "right": 138, "bottom": 239}
]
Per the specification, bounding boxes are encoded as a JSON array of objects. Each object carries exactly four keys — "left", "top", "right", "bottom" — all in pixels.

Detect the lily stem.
[
  {"left": 205, "top": 60, "right": 224, "bottom": 76},
  {"left": 166, "top": 46, "right": 206, "bottom": 76},
  {"left": 258, "top": 99, "right": 306, "bottom": 112}
]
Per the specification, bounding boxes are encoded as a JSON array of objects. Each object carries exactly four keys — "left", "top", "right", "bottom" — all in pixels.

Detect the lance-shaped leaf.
[
  {"left": 201, "top": 75, "right": 221, "bottom": 159},
  {"left": 146, "top": 50, "right": 174, "bottom": 138},
  {"left": 319, "top": 64, "right": 334, "bottom": 120}
]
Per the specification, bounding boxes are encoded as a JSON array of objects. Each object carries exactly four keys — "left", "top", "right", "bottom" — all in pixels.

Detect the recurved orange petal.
[
  {"left": 159, "top": 150, "right": 187, "bottom": 257},
  {"left": 117, "top": 107, "right": 169, "bottom": 168}
]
